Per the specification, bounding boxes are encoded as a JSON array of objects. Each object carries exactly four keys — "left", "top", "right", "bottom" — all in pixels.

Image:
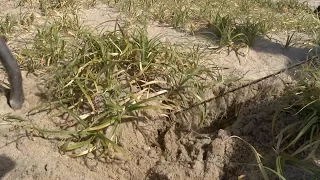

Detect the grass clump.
[
  {"left": 18, "top": 22, "right": 67, "bottom": 71},
  {"left": 26, "top": 23, "right": 217, "bottom": 157},
  {"left": 18, "top": 13, "right": 81, "bottom": 71},
  {"left": 38, "top": 0, "right": 77, "bottom": 15},
  {"left": 273, "top": 62, "right": 320, "bottom": 179},
  {"left": 0, "top": 14, "right": 18, "bottom": 40},
  {"left": 209, "top": 13, "right": 268, "bottom": 47},
  {"left": 19, "top": 12, "right": 36, "bottom": 27}
]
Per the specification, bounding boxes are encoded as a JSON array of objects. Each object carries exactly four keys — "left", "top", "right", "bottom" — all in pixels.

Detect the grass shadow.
[
  {"left": 0, "top": 155, "right": 16, "bottom": 179},
  {"left": 251, "top": 37, "right": 311, "bottom": 64},
  {"left": 193, "top": 25, "right": 311, "bottom": 64}
]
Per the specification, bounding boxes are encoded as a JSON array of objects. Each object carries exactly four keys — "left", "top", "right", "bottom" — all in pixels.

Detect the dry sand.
[{"left": 0, "top": 1, "right": 319, "bottom": 180}]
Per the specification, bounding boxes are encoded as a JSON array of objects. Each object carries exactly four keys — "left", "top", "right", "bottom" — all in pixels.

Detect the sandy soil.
[{"left": 0, "top": 1, "right": 319, "bottom": 180}]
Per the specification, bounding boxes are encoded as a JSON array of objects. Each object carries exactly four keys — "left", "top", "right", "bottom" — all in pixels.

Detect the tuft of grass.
[
  {"left": 18, "top": 21, "right": 66, "bottom": 71},
  {"left": 209, "top": 13, "right": 267, "bottom": 47},
  {"left": 273, "top": 62, "right": 320, "bottom": 178},
  {"left": 18, "top": 13, "right": 81, "bottom": 71},
  {"left": 203, "top": 12, "right": 268, "bottom": 57},
  {"left": 311, "top": 30, "right": 320, "bottom": 47},
  {"left": 38, "top": 0, "right": 78, "bottom": 15},
  {"left": 224, "top": 136, "right": 287, "bottom": 180},
  {"left": 209, "top": 14, "right": 241, "bottom": 46},
  {"left": 84, "top": 0, "right": 98, "bottom": 8},
  {"left": 235, "top": 18, "right": 269, "bottom": 46},
  {"left": 0, "top": 14, "right": 18, "bottom": 40},
  {"left": 283, "top": 30, "right": 297, "bottom": 49},
  {"left": 19, "top": 12, "right": 36, "bottom": 27},
  {"left": 22, "top": 20, "right": 218, "bottom": 157}
]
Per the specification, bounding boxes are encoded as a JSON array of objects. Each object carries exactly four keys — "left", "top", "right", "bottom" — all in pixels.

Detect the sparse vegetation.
[
  {"left": 0, "top": 0, "right": 320, "bottom": 179},
  {"left": 104, "top": 0, "right": 320, "bottom": 47},
  {"left": 21, "top": 16, "right": 217, "bottom": 157},
  {"left": 0, "top": 14, "right": 18, "bottom": 40},
  {"left": 273, "top": 62, "right": 320, "bottom": 179}
]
